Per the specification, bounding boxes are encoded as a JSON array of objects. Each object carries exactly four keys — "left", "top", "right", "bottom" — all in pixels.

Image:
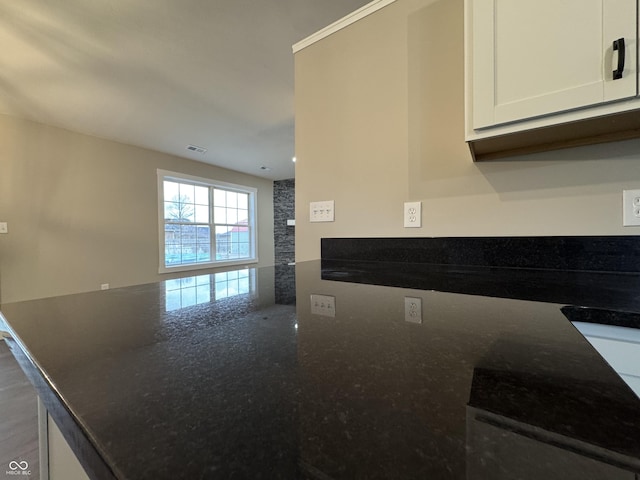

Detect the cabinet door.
[{"left": 471, "top": 0, "right": 637, "bottom": 130}]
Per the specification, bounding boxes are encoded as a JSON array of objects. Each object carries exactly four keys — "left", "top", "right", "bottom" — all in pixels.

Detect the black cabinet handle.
[{"left": 613, "top": 37, "right": 625, "bottom": 80}]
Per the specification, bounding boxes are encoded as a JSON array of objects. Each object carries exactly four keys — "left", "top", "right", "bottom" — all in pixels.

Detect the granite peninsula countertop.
[{"left": 1, "top": 260, "right": 640, "bottom": 479}]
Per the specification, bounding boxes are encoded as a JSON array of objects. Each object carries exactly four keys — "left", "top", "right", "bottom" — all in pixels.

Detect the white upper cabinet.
[{"left": 466, "top": 0, "right": 638, "bottom": 149}]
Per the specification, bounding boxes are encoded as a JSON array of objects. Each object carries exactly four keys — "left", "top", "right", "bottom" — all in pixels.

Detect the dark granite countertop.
[{"left": 1, "top": 260, "right": 640, "bottom": 479}]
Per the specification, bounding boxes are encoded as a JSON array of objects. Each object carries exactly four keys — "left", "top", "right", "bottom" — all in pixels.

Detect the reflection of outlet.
[
  {"left": 404, "top": 297, "right": 422, "bottom": 324},
  {"left": 404, "top": 202, "right": 421, "bottom": 228},
  {"left": 310, "top": 294, "right": 336, "bottom": 317}
]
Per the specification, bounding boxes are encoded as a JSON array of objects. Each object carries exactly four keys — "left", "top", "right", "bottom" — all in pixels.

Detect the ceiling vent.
[{"left": 186, "top": 144, "right": 207, "bottom": 154}]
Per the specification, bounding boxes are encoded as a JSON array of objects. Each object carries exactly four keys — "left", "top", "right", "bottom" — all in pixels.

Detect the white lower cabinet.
[{"left": 38, "top": 398, "right": 90, "bottom": 480}]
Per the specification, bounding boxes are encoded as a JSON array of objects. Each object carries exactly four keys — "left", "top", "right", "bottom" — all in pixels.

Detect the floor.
[{"left": 0, "top": 341, "right": 39, "bottom": 477}]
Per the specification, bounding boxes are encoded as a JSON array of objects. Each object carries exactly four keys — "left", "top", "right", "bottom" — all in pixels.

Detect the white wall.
[{"left": 294, "top": 0, "right": 640, "bottom": 261}]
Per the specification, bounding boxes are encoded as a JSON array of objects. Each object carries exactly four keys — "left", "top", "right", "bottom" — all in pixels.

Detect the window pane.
[
  {"left": 166, "top": 201, "right": 193, "bottom": 222},
  {"left": 164, "top": 181, "right": 179, "bottom": 202},
  {"left": 181, "top": 244, "right": 196, "bottom": 254},
  {"left": 215, "top": 226, "right": 231, "bottom": 260},
  {"left": 235, "top": 226, "right": 249, "bottom": 238},
  {"left": 227, "top": 209, "right": 238, "bottom": 225},
  {"left": 214, "top": 207, "right": 226, "bottom": 224},
  {"left": 196, "top": 225, "right": 209, "bottom": 241},
  {"left": 214, "top": 189, "right": 226, "bottom": 207},
  {"left": 181, "top": 224, "right": 196, "bottom": 238},
  {"left": 197, "top": 244, "right": 211, "bottom": 262},
  {"left": 165, "top": 248, "right": 180, "bottom": 265},
  {"left": 226, "top": 191, "right": 237, "bottom": 209},
  {"left": 165, "top": 224, "right": 180, "bottom": 244},
  {"left": 195, "top": 205, "right": 209, "bottom": 223},
  {"left": 237, "top": 193, "right": 248, "bottom": 210},
  {"left": 179, "top": 183, "right": 195, "bottom": 203},
  {"left": 164, "top": 202, "right": 179, "bottom": 221},
  {"left": 237, "top": 210, "right": 249, "bottom": 224},
  {"left": 194, "top": 186, "right": 209, "bottom": 205}
]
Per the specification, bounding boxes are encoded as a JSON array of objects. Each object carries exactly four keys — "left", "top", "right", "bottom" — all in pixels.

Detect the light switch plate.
[
  {"left": 310, "top": 201, "right": 335, "bottom": 222},
  {"left": 0, "top": 222, "right": 7, "bottom": 234}
]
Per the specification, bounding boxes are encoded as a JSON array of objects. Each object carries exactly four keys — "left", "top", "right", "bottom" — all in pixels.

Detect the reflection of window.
[
  {"left": 158, "top": 170, "right": 257, "bottom": 273},
  {"left": 214, "top": 269, "right": 253, "bottom": 300},
  {"left": 165, "top": 275, "right": 211, "bottom": 311},
  {"left": 164, "top": 270, "right": 256, "bottom": 311},
  {"left": 572, "top": 321, "right": 640, "bottom": 398}
]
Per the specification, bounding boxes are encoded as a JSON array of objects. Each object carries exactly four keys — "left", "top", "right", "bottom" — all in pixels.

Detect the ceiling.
[{"left": 0, "top": 0, "right": 371, "bottom": 180}]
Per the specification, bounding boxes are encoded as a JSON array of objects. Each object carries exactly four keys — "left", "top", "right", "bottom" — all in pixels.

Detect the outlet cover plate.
[
  {"left": 404, "top": 202, "right": 421, "bottom": 228},
  {"left": 623, "top": 190, "right": 640, "bottom": 226},
  {"left": 0, "top": 222, "right": 7, "bottom": 234}
]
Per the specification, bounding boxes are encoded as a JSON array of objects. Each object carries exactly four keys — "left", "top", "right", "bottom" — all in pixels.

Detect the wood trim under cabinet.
[{"left": 468, "top": 110, "right": 640, "bottom": 161}]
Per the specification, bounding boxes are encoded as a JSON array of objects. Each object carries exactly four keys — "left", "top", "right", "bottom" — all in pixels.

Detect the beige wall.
[
  {"left": 294, "top": 0, "right": 640, "bottom": 262},
  {"left": 0, "top": 115, "right": 274, "bottom": 303}
]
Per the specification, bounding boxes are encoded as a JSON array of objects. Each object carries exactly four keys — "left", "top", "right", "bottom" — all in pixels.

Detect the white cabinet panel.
[
  {"left": 470, "top": 0, "right": 637, "bottom": 131},
  {"left": 47, "top": 414, "right": 90, "bottom": 480}
]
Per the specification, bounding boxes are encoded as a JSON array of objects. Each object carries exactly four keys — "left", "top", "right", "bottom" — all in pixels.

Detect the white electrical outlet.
[
  {"left": 404, "top": 202, "right": 421, "bottom": 228},
  {"left": 310, "top": 294, "right": 336, "bottom": 317},
  {"left": 310, "top": 200, "right": 335, "bottom": 222},
  {"left": 101, "top": 283, "right": 110, "bottom": 290},
  {"left": 404, "top": 297, "right": 422, "bottom": 324},
  {"left": 623, "top": 190, "right": 640, "bottom": 226},
  {"left": 0, "top": 222, "right": 7, "bottom": 234}
]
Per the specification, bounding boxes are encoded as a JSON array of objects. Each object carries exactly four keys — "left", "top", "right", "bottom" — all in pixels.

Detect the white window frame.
[{"left": 157, "top": 169, "right": 258, "bottom": 273}]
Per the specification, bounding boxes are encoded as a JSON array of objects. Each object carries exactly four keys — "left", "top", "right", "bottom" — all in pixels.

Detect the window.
[{"left": 158, "top": 170, "right": 257, "bottom": 272}]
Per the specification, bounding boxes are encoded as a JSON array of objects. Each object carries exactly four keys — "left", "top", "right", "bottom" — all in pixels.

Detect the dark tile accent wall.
[
  {"left": 274, "top": 179, "right": 295, "bottom": 265},
  {"left": 321, "top": 236, "right": 640, "bottom": 273}
]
